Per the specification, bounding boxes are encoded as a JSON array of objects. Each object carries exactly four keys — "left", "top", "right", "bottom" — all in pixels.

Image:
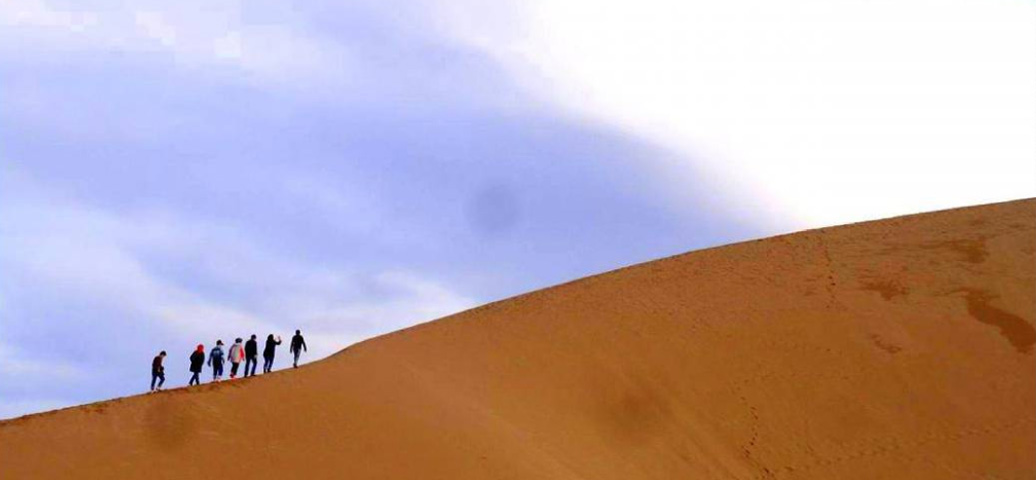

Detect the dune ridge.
[{"left": 1, "top": 199, "right": 1034, "bottom": 479}]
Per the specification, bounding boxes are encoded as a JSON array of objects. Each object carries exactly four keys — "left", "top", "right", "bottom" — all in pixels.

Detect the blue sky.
[{"left": 1, "top": 0, "right": 1033, "bottom": 418}]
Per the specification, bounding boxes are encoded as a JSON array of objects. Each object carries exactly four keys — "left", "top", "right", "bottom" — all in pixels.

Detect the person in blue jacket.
[{"left": 208, "top": 340, "right": 225, "bottom": 382}]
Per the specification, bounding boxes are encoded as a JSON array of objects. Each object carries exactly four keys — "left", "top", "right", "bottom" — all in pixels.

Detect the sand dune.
[{"left": 1, "top": 199, "right": 1033, "bottom": 479}]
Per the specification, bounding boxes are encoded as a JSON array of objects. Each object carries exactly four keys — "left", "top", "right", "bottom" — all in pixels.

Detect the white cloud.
[
  {"left": 134, "top": 11, "right": 176, "bottom": 47},
  {"left": 0, "top": 0, "right": 98, "bottom": 31},
  {"left": 0, "top": 341, "right": 84, "bottom": 420},
  {"left": 0, "top": 343, "right": 84, "bottom": 381},
  {"left": 0, "top": 1, "right": 351, "bottom": 85},
  {"left": 438, "top": 0, "right": 1036, "bottom": 229}
]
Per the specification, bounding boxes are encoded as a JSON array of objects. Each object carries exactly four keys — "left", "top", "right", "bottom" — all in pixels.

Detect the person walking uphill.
[
  {"left": 290, "top": 330, "right": 307, "bottom": 368},
  {"left": 263, "top": 334, "right": 282, "bottom": 373},
  {"left": 188, "top": 344, "right": 205, "bottom": 386},
  {"left": 244, "top": 335, "right": 259, "bottom": 377},
  {"left": 228, "top": 338, "right": 245, "bottom": 379},
  {"left": 208, "top": 340, "right": 225, "bottom": 381},
  {"left": 151, "top": 351, "right": 166, "bottom": 392}
]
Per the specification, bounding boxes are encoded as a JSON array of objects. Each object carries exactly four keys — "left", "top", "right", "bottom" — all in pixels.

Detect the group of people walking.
[{"left": 150, "top": 330, "right": 308, "bottom": 392}]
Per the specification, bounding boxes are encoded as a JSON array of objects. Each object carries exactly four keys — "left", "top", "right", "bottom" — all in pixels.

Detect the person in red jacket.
[{"left": 188, "top": 344, "right": 205, "bottom": 386}]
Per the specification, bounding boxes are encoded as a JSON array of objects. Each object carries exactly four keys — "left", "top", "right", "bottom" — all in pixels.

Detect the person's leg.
[
  {"left": 151, "top": 374, "right": 157, "bottom": 391},
  {"left": 243, "top": 358, "right": 251, "bottom": 377},
  {"left": 158, "top": 373, "right": 165, "bottom": 390},
  {"left": 248, "top": 357, "right": 257, "bottom": 376},
  {"left": 230, "top": 362, "right": 239, "bottom": 378}
]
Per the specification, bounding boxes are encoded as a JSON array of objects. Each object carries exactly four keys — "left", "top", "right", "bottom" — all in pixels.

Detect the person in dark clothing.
[
  {"left": 208, "top": 340, "right": 225, "bottom": 381},
  {"left": 262, "top": 334, "right": 282, "bottom": 373},
  {"left": 289, "top": 330, "right": 307, "bottom": 368},
  {"left": 244, "top": 334, "right": 259, "bottom": 377},
  {"left": 188, "top": 344, "right": 205, "bottom": 386},
  {"left": 151, "top": 351, "right": 167, "bottom": 392}
]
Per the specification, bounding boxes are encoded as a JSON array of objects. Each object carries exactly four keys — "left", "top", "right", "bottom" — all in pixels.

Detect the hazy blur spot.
[{"left": 465, "top": 184, "right": 520, "bottom": 236}]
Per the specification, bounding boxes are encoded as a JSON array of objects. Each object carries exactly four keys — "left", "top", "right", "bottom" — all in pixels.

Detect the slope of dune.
[{"left": 1, "top": 199, "right": 1034, "bottom": 479}]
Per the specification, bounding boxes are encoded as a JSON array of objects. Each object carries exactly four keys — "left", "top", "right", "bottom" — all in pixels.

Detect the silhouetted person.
[
  {"left": 228, "top": 338, "right": 244, "bottom": 379},
  {"left": 244, "top": 335, "right": 259, "bottom": 377},
  {"left": 290, "top": 330, "right": 307, "bottom": 368},
  {"left": 151, "top": 351, "right": 166, "bottom": 392},
  {"left": 262, "top": 334, "right": 282, "bottom": 373},
  {"left": 188, "top": 344, "right": 205, "bottom": 386},
  {"left": 208, "top": 340, "right": 225, "bottom": 381}
]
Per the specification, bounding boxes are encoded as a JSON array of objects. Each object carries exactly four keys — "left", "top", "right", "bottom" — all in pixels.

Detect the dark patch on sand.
[
  {"left": 869, "top": 334, "right": 902, "bottom": 354},
  {"left": 921, "top": 238, "right": 988, "bottom": 264},
  {"left": 861, "top": 279, "right": 908, "bottom": 301},
  {"left": 959, "top": 288, "right": 1035, "bottom": 354}
]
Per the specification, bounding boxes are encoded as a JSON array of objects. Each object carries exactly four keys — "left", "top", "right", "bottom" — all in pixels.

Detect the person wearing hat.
[{"left": 208, "top": 340, "right": 226, "bottom": 382}]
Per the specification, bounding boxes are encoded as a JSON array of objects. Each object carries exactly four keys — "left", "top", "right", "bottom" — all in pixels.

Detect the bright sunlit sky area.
[{"left": 1, "top": 0, "right": 1033, "bottom": 418}]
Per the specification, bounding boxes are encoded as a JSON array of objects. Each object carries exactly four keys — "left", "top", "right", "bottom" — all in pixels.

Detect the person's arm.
[{"left": 302, "top": 338, "right": 307, "bottom": 352}]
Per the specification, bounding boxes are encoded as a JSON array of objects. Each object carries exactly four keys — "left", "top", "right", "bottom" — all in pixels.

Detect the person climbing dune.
[
  {"left": 188, "top": 344, "right": 205, "bottom": 386},
  {"left": 150, "top": 351, "right": 166, "bottom": 392},
  {"left": 263, "top": 334, "right": 282, "bottom": 373},
  {"left": 245, "top": 335, "right": 259, "bottom": 377},
  {"left": 228, "top": 338, "right": 245, "bottom": 379},
  {"left": 290, "top": 330, "right": 307, "bottom": 368},
  {"left": 208, "top": 340, "right": 225, "bottom": 381}
]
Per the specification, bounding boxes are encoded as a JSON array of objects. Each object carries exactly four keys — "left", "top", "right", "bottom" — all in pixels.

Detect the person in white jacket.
[{"left": 227, "top": 338, "right": 245, "bottom": 379}]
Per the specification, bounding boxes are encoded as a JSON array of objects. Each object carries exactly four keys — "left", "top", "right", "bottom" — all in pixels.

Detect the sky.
[{"left": 1, "top": 0, "right": 1033, "bottom": 419}]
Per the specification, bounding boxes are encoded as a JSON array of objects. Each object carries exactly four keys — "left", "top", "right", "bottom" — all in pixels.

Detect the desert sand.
[{"left": 1, "top": 199, "right": 1033, "bottom": 479}]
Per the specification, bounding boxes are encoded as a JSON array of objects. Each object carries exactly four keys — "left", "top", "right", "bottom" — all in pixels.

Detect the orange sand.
[{"left": 1, "top": 199, "right": 1033, "bottom": 479}]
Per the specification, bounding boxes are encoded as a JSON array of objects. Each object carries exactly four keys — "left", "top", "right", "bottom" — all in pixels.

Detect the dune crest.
[{"left": 2, "top": 199, "right": 1034, "bottom": 479}]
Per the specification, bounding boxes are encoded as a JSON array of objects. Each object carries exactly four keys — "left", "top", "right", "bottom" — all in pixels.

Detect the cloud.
[
  {"left": 0, "top": 343, "right": 84, "bottom": 381},
  {"left": 0, "top": 0, "right": 352, "bottom": 86},
  {"left": 439, "top": 0, "right": 1036, "bottom": 229}
]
